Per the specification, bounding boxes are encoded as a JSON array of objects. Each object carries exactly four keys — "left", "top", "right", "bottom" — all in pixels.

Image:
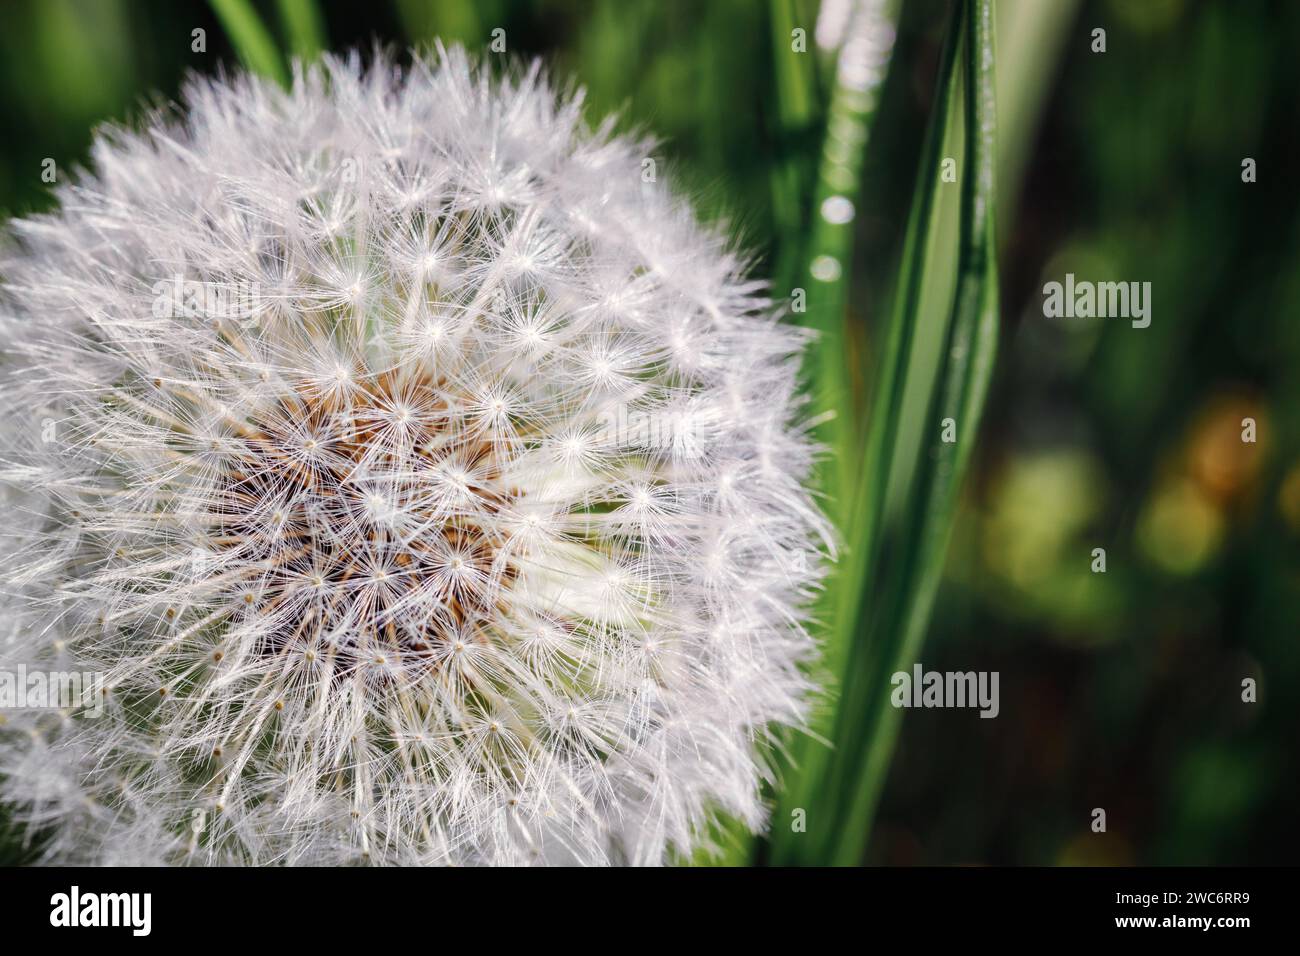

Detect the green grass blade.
[
  {"left": 210, "top": 0, "right": 289, "bottom": 87},
  {"left": 768, "top": 0, "right": 821, "bottom": 293},
  {"left": 818, "top": 10, "right": 964, "bottom": 861},
  {"left": 828, "top": 0, "right": 1000, "bottom": 864},
  {"left": 394, "top": 0, "right": 486, "bottom": 47},
  {"left": 766, "top": 0, "right": 907, "bottom": 866},
  {"left": 797, "top": 0, "right": 902, "bottom": 501},
  {"left": 771, "top": 0, "right": 962, "bottom": 866},
  {"left": 276, "top": 0, "right": 327, "bottom": 64}
]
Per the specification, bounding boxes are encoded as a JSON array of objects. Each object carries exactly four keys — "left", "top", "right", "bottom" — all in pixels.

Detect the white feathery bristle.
[{"left": 0, "top": 48, "right": 831, "bottom": 865}]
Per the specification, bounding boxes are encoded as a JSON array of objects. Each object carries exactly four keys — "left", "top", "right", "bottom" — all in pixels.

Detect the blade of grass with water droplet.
[
  {"left": 827, "top": 0, "right": 1000, "bottom": 865},
  {"left": 764, "top": 0, "right": 906, "bottom": 866}
]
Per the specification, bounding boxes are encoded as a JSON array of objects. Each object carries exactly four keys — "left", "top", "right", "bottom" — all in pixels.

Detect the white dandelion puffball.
[{"left": 0, "top": 49, "right": 830, "bottom": 865}]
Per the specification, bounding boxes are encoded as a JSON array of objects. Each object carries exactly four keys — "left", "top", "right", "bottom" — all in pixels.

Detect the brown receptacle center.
[{"left": 212, "top": 368, "right": 517, "bottom": 672}]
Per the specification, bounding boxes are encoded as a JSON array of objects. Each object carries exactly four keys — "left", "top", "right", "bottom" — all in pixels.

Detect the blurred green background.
[{"left": 1, "top": 0, "right": 1296, "bottom": 865}]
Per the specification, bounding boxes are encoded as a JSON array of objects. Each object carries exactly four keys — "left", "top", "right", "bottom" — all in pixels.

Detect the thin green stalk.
[
  {"left": 768, "top": 0, "right": 821, "bottom": 293},
  {"left": 759, "top": 0, "right": 904, "bottom": 868},
  {"left": 797, "top": 0, "right": 901, "bottom": 503},
  {"left": 795, "top": 0, "right": 902, "bottom": 711},
  {"left": 817, "top": 3, "right": 966, "bottom": 840},
  {"left": 209, "top": 0, "right": 289, "bottom": 87},
  {"left": 830, "top": 0, "right": 1000, "bottom": 864},
  {"left": 276, "top": 0, "right": 327, "bottom": 64}
]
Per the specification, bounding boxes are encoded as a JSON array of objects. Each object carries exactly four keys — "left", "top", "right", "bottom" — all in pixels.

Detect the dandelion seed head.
[{"left": 0, "top": 48, "right": 830, "bottom": 865}]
